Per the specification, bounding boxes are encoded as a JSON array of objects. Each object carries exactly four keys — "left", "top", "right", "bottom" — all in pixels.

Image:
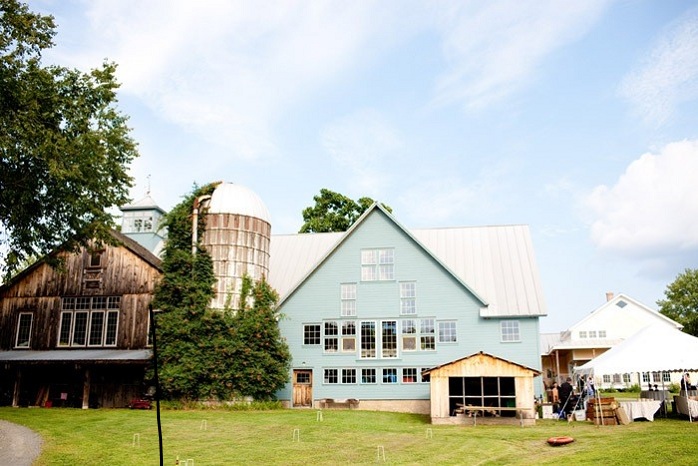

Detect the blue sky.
[{"left": 27, "top": 0, "right": 698, "bottom": 332}]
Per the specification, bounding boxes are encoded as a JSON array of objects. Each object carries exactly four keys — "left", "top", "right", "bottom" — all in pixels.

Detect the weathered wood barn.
[{"left": 0, "top": 230, "right": 161, "bottom": 408}]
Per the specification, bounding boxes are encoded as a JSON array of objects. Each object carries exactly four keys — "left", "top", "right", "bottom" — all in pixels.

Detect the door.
[{"left": 292, "top": 369, "right": 313, "bottom": 407}]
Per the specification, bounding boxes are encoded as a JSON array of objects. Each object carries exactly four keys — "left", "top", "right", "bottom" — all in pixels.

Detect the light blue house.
[{"left": 268, "top": 204, "right": 547, "bottom": 414}]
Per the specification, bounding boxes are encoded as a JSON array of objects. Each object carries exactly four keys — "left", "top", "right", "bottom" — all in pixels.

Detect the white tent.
[{"left": 576, "top": 324, "right": 698, "bottom": 376}]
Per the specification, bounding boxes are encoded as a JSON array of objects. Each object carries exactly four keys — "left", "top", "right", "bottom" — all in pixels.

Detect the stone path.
[{"left": 0, "top": 420, "right": 42, "bottom": 466}]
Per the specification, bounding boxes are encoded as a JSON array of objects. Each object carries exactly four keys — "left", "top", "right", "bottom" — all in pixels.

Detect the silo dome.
[{"left": 202, "top": 182, "right": 271, "bottom": 310}]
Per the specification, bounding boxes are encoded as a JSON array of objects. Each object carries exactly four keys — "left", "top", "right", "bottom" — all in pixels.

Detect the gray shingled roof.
[{"left": 0, "top": 349, "right": 151, "bottom": 362}]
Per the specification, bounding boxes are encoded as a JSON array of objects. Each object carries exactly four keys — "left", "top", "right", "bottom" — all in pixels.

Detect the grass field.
[{"left": 1, "top": 405, "right": 696, "bottom": 465}]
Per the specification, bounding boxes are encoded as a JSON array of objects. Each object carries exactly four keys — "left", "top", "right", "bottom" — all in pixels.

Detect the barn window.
[
  {"left": 361, "top": 248, "right": 394, "bottom": 281},
  {"left": 58, "top": 296, "right": 121, "bottom": 347},
  {"left": 15, "top": 313, "right": 33, "bottom": 348},
  {"left": 438, "top": 321, "right": 457, "bottom": 343},
  {"left": 420, "top": 319, "right": 435, "bottom": 350},
  {"left": 361, "top": 368, "right": 376, "bottom": 384},
  {"left": 360, "top": 321, "right": 376, "bottom": 358},
  {"left": 448, "top": 376, "right": 517, "bottom": 417},
  {"left": 381, "top": 320, "right": 397, "bottom": 358},
  {"left": 303, "top": 324, "right": 320, "bottom": 345},
  {"left": 402, "top": 368, "right": 417, "bottom": 383},
  {"left": 324, "top": 321, "right": 339, "bottom": 353},
  {"left": 500, "top": 321, "right": 520, "bottom": 342},
  {"left": 86, "top": 250, "right": 105, "bottom": 268},
  {"left": 382, "top": 368, "right": 398, "bottom": 384},
  {"left": 341, "top": 321, "right": 356, "bottom": 352},
  {"left": 341, "top": 369, "right": 356, "bottom": 384},
  {"left": 340, "top": 283, "right": 356, "bottom": 316},
  {"left": 399, "top": 282, "right": 416, "bottom": 314},
  {"left": 324, "top": 369, "right": 338, "bottom": 384}
]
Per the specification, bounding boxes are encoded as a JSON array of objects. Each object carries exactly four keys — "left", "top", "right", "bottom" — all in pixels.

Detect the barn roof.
[
  {"left": 0, "top": 229, "right": 162, "bottom": 293},
  {"left": 268, "top": 205, "right": 547, "bottom": 318},
  {"left": 421, "top": 351, "right": 541, "bottom": 376}
]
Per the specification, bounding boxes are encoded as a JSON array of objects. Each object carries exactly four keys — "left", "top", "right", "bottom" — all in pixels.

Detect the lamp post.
[{"left": 149, "top": 304, "right": 164, "bottom": 466}]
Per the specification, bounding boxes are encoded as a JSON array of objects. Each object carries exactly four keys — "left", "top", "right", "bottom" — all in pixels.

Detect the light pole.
[{"left": 149, "top": 304, "right": 164, "bottom": 466}]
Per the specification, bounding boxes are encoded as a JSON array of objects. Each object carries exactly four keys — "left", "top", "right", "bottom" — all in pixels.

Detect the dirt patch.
[{"left": 0, "top": 420, "right": 42, "bottom": 466}]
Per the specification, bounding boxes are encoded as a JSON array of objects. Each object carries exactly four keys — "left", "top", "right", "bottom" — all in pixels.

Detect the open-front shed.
[{"left": 423, "top": 351, "right": 541, "bottom": 425}]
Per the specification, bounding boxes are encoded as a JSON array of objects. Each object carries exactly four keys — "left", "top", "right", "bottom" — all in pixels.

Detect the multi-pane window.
[
  {"left": 58, "top": 296, "right": 120, "bottom": 347},
  {"left": 324, "top": 321, "right": 339, "bottom": 353},
  {"left": 382, "top": 321, "right": 398, "bottom": 358},
  {"left": 623, "top": 374, "right": 631, "bottom": 383},
  {"left": 598, "top": 330, "right": 607, "bottom": 338},
  {"left": 15, "top": 313, "right": 33, "bottom": 348},
  {"left": 603, "top": 375, "right": 611, "bottom": 383},
  {"left": 340, "top": 283, "right": 357, "bottom": 316},
  {"left": 303, "top": 324, "right": 321, "bottom": 345},
  {"left": 361, "top": 249, "right": 394, "bottom": 281},
  {"left": 588, "top": 330, "right": 597, "bottom": 338},
  {"left": 438, "top": 321, "right": 457, "bottom": 343},
  {"left": 663, "top": 372, "right": 671, "bottom": 383},
  {"left": 341, "top": 321, "right": 356, "bottom": 352},
  {"left": 361, "top": 321, "right": 376, "bottom": 358},
  {"left": 361, "top": 368, "right": 376, "bottom": 384},
  {"left": 449, "top": 377, "right": 517, "bottom": 418},
  {"left": 421, "top": 368, "right": 431, "bottom": 383},
  {"left": 579, "top": 331, "right": 587, "bottom": 338},
  {"left": 401, "top": 319, "right": 417, "bottom": 351},
  {"left": 612, "top": 374, "right": 621, "bottom": 384},
  {"left": 642, "top": 373, "right": 650, "bottom": 383},
  {"left": 402, "top": 368, "right": 418, "bottom": 383},
  {"left": 324, "top": 369, "right": 338, "bottom": 384},
  {"left": 342, "top": 369, "right": 357, "bottom": 384},
  {"left": 382, "top": 368, "right": 398, "bottom": 383},
  {"left": 420, "top": 319, "right": 435, "bottom": 350},
  {"left": 500, "top": 321, "right": 520, "bottom": 342},
  {"left": 652, "top": 372, "right": 661, "bottom": 383},
  {"left": 399, "top": 282, "right": 416, "bottom": 314}
]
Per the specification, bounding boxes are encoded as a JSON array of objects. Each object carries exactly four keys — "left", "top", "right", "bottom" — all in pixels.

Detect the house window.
[
  {"left": 579, "top": 331, "right": 587, "bottom": 339},
  {"left": 612, "top": 374, "right": 621, "bottom": 384},
  {"left": 58, "top": 296, "right": 120, "bottom": 347},
  {"left": 324, "top": 369, "right": 338, "bottom": 384},
  {"left": 616, "top": 300, "right": 627, "bottom": 308},
  {"left": 382, "top": 320, "right": 397, "bottom": 358},
  {"left": 598, "top": 330, "right": 607, "bottom": 338},
  {"left": 448, "top": 377, "right": 517, "bottom": 417},
  {"left": 438, "top": 321, "right": 457, "bottom": 343},
  {"left": 420, "top": 319, "right": 435, "bottom": 350},
  {"left": 603, "top": 375, "right": 611, "bottom": 383},
  {"left": 500, "top": 321, "right": 520, "bottom": 342},
  {"left": 361, "top": 321, "right": 376, "bottom": 358},
  {"left": 401, "top": 319, "right": 417, "bottom": 351},
  {"left": 623, "top": 374, "right": 631, "bottom": 383},
  {"left": 341, "top": 369, "right": 356, "bottom": 384},
  {"left": 340, "top": 283, "right": 357, "bottom": 316},
  {"left": 642, "top": 373, "right": 649, "bottom": 383},
  {"left": 663, "top": 372, "right": 671, "bottom": 383},
  {"left": 303, "top": 324, "right": 321, "bottom": 345},
  {"left": 87, "top": 250, "right": 104, "bottom": 268},
  {"left": 382, "top": 368, "right": 398, "bottom": 384},
  {"left": 402, "top": 368, "right": 418, "bottom": 383},
  {"left": 652, "top": 372, "right": 661, "bottom": 383},
  {"left": 399, "top": 282, "right": 416, "bottom": 314},
  {"left": 421, "top": 368, "right": 431, "bottom": 383},
  {"left": 361, "top": 368, "right": 376, "bottom": 384},
  {"left": 341, "top": 321, "right": 356, "bottom": 352},
  {"left": 15, "top": 313, "right": 33, "bottom": 348},
  {"left": 324, "top": 321, "right": 339, "bottom": 353},
  {"left": 588, "top": 330, "right": 597, "bottom": 338},
  {"left": 361, "top": 249, "right": 394, "bottom": 281}
]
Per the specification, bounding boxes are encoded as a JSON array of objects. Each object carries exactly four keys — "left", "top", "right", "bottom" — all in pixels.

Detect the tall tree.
[
  {"left": 658, "top": 268, "right": 698, "bottom": 337},
  {"left": 299, "top": 188, "right": 392, "bottom": 233},
  {"left": 0, "top": 0, "right": 137, "bottom": 277}
]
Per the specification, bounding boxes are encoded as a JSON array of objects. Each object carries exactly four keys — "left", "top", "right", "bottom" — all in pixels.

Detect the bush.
[{"left": 627, "top": 384, "right": 641, "bottom": 393}]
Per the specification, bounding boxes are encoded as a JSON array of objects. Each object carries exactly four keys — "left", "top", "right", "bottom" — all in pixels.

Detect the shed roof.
[
  {"left": 421, "top": 351, "right": 541, "bottom": 376},
  {"left": 268, "top": 208, "right": 546, "bottom": 318}
]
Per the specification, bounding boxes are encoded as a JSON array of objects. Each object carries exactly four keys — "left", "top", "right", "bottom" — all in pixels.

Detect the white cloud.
[
  {"left": 321, "top": 109, "right": 403, "bottom": 196},
  {"left": 619, "top": 7, "right": 698, "bottom": 126},
  {"left": 586, "top": 140, "right": 698, "bottom": 258},
  {"left": 431, "top": 0, "right": 610, "bottom": 110}
]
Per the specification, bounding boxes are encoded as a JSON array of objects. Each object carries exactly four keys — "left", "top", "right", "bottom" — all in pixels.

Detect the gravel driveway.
[{"left": 0, "top": 420, "right": 42, "bottom": 466}]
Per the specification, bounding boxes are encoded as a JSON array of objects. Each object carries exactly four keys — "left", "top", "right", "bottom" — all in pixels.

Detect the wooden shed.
[
  {"left": 422, "top": 351, "right": 541, "bottom": 425},
  {"left": 0, "top": 230, "right": 161, "bottom": 408}
]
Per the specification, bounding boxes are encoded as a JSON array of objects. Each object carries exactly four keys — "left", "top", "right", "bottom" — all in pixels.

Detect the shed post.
[
  {"left": 12, "top": 368, "right": 21, "bottom": 407},
  {"left": 82, "top": 368, "right": 91, "bottom": 409}
]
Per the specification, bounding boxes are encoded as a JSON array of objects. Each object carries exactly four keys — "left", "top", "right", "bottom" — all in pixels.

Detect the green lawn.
[{"left": 1, "top": 406, "right": 695, "bottom": 465}]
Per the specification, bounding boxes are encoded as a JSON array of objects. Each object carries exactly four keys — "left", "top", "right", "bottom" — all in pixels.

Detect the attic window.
[
  {"left": 87, "top": 251, "right": 104, "bottom": 268},
  {"left": 616, "top": 300, "right": 627, "bottom": 308}
]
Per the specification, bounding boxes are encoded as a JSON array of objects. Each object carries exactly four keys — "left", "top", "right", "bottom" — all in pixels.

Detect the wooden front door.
[{"left": 292, "top": 370, "right": 313, "bottom": 407}]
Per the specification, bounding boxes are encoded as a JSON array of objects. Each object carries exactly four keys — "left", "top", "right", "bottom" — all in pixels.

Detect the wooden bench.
[{"left": 320, "top": 398, "right": 359, "bottom": 409}]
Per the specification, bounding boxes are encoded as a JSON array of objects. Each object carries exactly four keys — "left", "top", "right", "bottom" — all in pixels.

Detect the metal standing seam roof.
[
  {"left": 0, "top": 349, "right": 152, "bottom": 362},
  {"left": 267, "top": 221, "right": 547, "bottom": 318}
]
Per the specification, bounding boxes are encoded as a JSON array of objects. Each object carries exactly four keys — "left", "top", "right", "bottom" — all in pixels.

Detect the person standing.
[{"left": 558, "top": 377, "right": 574, "bottom": 418}]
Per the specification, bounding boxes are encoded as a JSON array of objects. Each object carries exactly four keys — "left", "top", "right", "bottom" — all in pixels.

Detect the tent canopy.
[{"left": 575, "top": 324, "right": 698, "bottom": 376}]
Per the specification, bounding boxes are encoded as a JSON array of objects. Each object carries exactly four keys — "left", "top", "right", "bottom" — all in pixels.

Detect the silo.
[{"left": 201, "top": 183, "right": 271, "bottom": 310}]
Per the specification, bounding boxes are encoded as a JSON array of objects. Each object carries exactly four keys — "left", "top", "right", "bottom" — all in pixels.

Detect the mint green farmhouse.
[{"left": 268, "top": 204, "right": 547, "bottom": 418}]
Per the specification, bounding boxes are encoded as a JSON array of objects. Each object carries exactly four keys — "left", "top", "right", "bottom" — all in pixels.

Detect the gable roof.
[
  {"left": 268, "top": 204, "right": 547, "bottom": 318},
  {"left": 0, "top": 229, "right": 162, "bottom": 293},
  {"left": 422, "top": 351, "right": 541, "bottom": 376}
]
